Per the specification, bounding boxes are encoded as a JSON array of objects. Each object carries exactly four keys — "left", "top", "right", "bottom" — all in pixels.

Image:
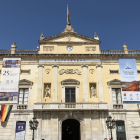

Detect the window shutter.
[
  {"left": 117, "top": 89, "right": 122, "bottom": 104},
  {"left": 112, "top": 89, "right": 117, "bottom": 104}
]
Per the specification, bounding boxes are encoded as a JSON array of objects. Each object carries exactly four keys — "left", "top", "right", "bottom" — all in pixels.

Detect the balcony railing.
[
  {"left": 0, "top": 49, "right": 11, "bottom": 54},
  {"left": 101, "top": 50, "right": 124, "bottom": 54},
  {"left": 34, "top": 103, "right": 107, "bottom": 110},
  {"left": 15, "top": 50, "right": 38, "bottom": 54},
  {"left": 128, "top": 50, "right": 140, "bottom": 54}
]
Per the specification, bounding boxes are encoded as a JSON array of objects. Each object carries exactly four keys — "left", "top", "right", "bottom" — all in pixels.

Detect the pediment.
[
  {"left": 39, "top": 32, "right": 100, "bottom": 44},
  {"left": 107, "top": 79, "right": 121, "bottom": 86},
  {"left": 19, "top": 79, "right": 33, "bottom": 86}
]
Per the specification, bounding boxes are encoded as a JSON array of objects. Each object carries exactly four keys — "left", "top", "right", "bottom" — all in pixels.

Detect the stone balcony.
[{"left": 33, "top": 103, "right": 108, "bottom": 111}]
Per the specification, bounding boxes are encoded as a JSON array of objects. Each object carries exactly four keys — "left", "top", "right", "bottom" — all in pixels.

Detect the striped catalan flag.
[{"left": 1, "top": 105, "right": 13, "bottom": 122}]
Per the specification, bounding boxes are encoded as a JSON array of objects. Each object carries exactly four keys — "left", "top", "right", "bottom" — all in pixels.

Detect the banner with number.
[
  {"left": 0, "top": 58, "right": 21, "bottom": 103},
  {"left": 15, "top": 121, "right": 26, "bottom": 140},
  {"left": 119, "top": 59, "right": 140, "bottom": 103}
]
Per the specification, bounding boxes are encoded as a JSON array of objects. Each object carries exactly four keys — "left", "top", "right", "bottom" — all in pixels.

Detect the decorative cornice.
[{"left": 0, "top": 54, "right": 140, "bottom": 60}]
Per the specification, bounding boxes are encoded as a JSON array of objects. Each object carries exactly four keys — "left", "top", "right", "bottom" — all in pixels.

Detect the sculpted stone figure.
[
  {"left": 45, "top": 85, "right": 50, "bottom": 97},
  {"left": 91, "top": 85, "right": 96, "bottom": 97}
]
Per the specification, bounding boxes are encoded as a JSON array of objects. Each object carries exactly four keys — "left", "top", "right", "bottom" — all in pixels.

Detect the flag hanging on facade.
[
  {"left": 67, "top": 4, "right": 70, "bottom": 23},
  {"left": 1, "top": 105, "right": 13, "bottom": 122}
]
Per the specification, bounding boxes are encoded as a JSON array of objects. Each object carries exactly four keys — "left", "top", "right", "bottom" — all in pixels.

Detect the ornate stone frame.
[
  {"left": 61, "top": 79, "right": 80, "bottom": 103},
  {"left": 58, "top": 112, "right": 82, "bottom": 140}
]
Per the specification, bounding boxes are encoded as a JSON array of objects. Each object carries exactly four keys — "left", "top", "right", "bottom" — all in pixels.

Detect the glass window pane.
[
  {"left": 65, "top": 88, "right": 70, "bottom": 93},
  {"left": 70, "top": 88, "right": 75, "bottom": 93},
  {"left": 19, "top": 101, "right": 22, "bottom": 104},
  {"left": 71, "top": 94, "right": 75, "bottom": 102},
  {"left": 65, "top": 94, "right": 70, "bottom": 102},
  {"left": 24, "top": 98, "right": 28, "bottom": 102},
  {"left": 25, "top": 89, "right": 29, "bottom": 93},
  {"left": 24, "top": 93, "right": 28, "bottom": 98}
]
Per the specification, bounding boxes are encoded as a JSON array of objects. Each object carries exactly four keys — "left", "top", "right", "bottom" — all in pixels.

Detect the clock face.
[{"left": 67, "top": 46, "right": 73, "bottom": 51}]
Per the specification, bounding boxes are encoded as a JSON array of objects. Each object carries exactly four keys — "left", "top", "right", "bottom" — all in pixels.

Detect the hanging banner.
[
  {"left": 0, "top": 58, "right": 21, "bottom": 103},
  {"left": 119, "top": 59, "right": 140, "bottom": 103},
  {"left": 15, "top": 121, "right": 26, "bottom": 140},
  {"left": 119, "top": 58, "right": 138, "bottom": 82}
]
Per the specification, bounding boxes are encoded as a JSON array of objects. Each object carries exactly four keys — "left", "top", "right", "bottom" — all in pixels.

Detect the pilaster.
[
  {"left": 96, "top": 65, "right": 104, "bottom": 102},
  {"left": 37, "top": 65, "right": 44, "bottom": 102},
  {"left": 52, "top": 65, "right": 59, "bottom": 102},
  {"left": 81, "top": 65, "right": 88, "bottom": 102}
]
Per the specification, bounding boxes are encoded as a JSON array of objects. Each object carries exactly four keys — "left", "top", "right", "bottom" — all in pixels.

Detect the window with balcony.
[
  {"left": 18, "top": 88, "right": 29, "bottom": 104},
  {"left": 116, "top": 121, "right": 126, "bottom": 140},
  {"left": 112, "top": 88, "right": 122, "bottom": 104}
]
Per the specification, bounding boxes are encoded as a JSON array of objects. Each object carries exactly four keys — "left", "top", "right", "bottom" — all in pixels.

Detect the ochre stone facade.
[{"left": 0, "top": 22, "right": 140, "bottom": 140}]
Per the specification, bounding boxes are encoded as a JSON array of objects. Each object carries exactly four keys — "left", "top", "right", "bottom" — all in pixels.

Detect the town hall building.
[{"left": 0, "top": 21, "right": 140, "bottom": 140}]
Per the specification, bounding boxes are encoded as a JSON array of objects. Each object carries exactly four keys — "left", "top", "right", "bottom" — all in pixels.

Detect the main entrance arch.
[{"left": 62, "top": 119, "right": 80, "bottom": 140}]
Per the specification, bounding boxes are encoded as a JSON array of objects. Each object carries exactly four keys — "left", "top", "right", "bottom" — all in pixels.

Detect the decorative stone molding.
[
  {"left": 45, "top": 68, "right": 51, "bottom": 74},
  {"left": 43, "top": 46, "right": 54, "bottom": 51},
  {"left": 107, "top": 79, "right": 121, "bottom": 86},
  {"left": 38, "top": 65, "right": 44, "bottom": 68},
  {"left": 59, "top": 69, "right": 81, "bottom": 75},
  {"left": 96, "top": 65, "right": 103, "bottom": 68},
  {"left": 61, "top": 79, "right": 80, "bottom": 85},
  {"left": 89, "top": 69, "right": 95, "bottom": 74},
  {"left": 19, "top": 79, "right": 33, "bottom": 86},
  {"left": 85, "top": 46, "right": 96, "bottom": 51},
  {"left": 81, "top": 65, "right": 88, "bottom": 68},
  {"left": 17, "top": 105, "right": 28, "bottom": 109},
  {"left": 67, "top": 36, "right": 71, "bottom": 41},
  {"left": 52, "top": 65, "right": 59, "bottom": 68}
]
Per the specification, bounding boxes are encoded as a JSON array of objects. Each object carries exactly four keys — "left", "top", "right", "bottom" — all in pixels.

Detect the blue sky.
[{"left": 0, "top": 0, "right": 140, "bottom": 50}]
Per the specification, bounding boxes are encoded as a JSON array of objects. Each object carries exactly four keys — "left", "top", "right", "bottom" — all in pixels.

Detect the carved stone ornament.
[
  {"left": 45, "top": 68, "right": 51, "bottom": 74},
  {"left": 67, "top": 36, "right": 71, "bottom": 41},
  {"left": 43, "top": 46, "right": 54, "bottom": 51},
  {"left": 89, "top": 69, "right": 95, "bottom": 74},
  {"left": 85, "top": 46, "right": 96, "bottom": 51},
  {"left": 59, "top": 69, "right": 81, "bottom": 75}
]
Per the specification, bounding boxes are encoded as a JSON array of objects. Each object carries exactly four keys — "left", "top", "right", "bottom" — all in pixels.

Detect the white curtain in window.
[
  {"left": 19, "top": 89, "right": 24, "bottom": 104},
  {"left": 117, "top": 89, "right": 122, "bottom": 104},
  {"left": 112, "top": 89, "right": 117, "bottom": 104},
  {"left": 24, "top": 89, "right": 29, "bottom": 104}
]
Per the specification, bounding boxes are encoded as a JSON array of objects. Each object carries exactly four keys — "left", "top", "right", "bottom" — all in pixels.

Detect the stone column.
[
  {"left": 96, "top": 65, "right": 104, "bottom": 102},
  {"left": 81, "top": 65, "right": 88, "bottom": 102},
  {"left": 52, "top": 65, "right": 59, "bottom": 102},
  {"left": 37, "top": 65, "right": 44, "bottom": 102}
]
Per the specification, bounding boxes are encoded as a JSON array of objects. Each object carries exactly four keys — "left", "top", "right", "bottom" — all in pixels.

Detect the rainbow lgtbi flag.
[{"left": 1, "top": 105, "right": 13, "bottom": 122}]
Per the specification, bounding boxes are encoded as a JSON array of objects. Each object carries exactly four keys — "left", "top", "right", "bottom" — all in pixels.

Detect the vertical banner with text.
[
  {"left": 119, "top": 59, "right": 140, "bottom": 103},
  {"left": 15, "top": 121, "right": 26, "bottom": 140},
  {"left": 0, "top": 58, "right": 21, "bottom": 103}
]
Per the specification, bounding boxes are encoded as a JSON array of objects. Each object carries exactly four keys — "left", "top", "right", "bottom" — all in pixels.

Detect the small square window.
[
  {"left": 138, "top": 70, "right": 140, "bottom": 74},
  {"left": 110, "top": 70, "right": 119, "bottom": 74}
]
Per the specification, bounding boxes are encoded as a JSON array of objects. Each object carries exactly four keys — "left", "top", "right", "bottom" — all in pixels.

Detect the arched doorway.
[{"left": 62, "top": 119, "right": 80, "bottom": 140}]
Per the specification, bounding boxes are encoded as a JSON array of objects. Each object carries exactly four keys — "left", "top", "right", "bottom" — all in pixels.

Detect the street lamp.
[
  {"left": 29, "top": 116, "right": 39, "bottom": 140},
  {"left": 106, "top": 116, "right": 116, "bottom": 140}
]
